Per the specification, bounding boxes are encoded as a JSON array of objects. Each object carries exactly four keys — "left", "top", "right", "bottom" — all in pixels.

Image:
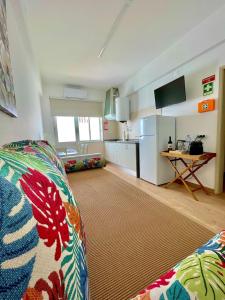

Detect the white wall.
[
  {"left": 41, "top": 82, "right": 105, "bottom": 144},
  {"left": 118, "top": 5, "right": 225, "bottom": 189},
  {"left": 0, "top": 1, "right": 43, "bottom": 145},
  {"left": 41, "top": 82, "right": 118, "bottom": 153},
  {"left": 103, "top": 120, "right": 119, "bottom": 140}
]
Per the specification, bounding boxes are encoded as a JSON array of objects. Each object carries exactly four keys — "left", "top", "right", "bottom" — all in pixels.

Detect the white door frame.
[{"left": 215, "top": 66, "right": 225, "bottom": 194}]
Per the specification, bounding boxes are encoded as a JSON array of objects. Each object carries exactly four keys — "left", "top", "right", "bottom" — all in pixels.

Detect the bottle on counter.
[{"left": 168, "top": 136, "right": 173, "bottom": 151}]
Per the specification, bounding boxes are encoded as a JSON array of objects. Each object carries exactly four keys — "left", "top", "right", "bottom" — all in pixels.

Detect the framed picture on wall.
[{"left": 0, "top": 0, "right": 17, "bottom": 117}]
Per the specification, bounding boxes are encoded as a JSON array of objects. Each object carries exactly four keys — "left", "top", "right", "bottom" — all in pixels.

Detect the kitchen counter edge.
[{"left": 104, "top": 139, "right": 139, "bottom": 144}]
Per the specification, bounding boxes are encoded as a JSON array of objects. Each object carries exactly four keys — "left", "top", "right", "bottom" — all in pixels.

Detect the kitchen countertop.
[{"left": 104, "top": 139, "right": 139, "bottom": 144}]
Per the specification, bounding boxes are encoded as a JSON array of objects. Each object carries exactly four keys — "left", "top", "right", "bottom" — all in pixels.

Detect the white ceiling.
[{"left": 20, "top": 0, "right": 225, "bottom": 89}]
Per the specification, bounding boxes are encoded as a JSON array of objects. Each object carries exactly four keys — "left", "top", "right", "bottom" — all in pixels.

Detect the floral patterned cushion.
[
  {"left": 131, "top": 230, "right": 225, "bottom": 300},
  {"left": 64, "top": 157, "right": 106, "bottom": 173},
  {"left": 3, "top": 139, "right": 66, "bottom": 176},
  {"left": 0, "top": 141, "right": 88, "bottom": 299}
]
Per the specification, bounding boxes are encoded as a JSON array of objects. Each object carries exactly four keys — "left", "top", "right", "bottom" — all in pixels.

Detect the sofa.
[{"left": 0, "top": 140, "right": 88, "bottom": 300}]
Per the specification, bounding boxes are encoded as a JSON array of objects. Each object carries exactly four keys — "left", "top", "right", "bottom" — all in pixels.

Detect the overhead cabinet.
[
  {"left": 104, "top": 88, "right": 119, "bottom": 120},
  {"left": 115, "top": 97, "right": 130, "bottom": 122}
]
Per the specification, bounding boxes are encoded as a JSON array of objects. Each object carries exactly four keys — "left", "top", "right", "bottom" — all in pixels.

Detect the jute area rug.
[{"left": 68, "top": 169, "right": 214, "bottom": 300}]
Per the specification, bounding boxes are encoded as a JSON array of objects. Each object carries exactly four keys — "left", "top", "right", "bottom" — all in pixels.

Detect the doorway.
[{"left": 215, "top": 66, "right": 225, "bottom": 194}]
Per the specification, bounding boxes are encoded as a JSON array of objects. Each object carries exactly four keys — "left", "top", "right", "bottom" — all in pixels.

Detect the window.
[
  {"left": 56, "top": 116, "right": 102, "bottom": 142},
  {"left": 56, "top": 116, "right": 76, "bottom": 142},
  {"left": 78, "top": 117, "right": 90, "bottom": 141},
  {"left": 90, "top": 117, "right": 101, "bottom": 140}
]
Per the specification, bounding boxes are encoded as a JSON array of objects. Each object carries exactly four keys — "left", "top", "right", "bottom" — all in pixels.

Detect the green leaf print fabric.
[{"left": 0, "top": 140, "right": 88, "bottom": 300}]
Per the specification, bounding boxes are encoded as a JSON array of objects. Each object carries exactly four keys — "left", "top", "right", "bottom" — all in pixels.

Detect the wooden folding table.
[{"left": 160, "top": 151, "right": 216, "bottom": 201}]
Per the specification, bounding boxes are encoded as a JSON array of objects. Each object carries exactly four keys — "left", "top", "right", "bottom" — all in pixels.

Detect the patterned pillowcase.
[
  {"left": 3, "top": 140, "right": 66, "bottom": 177},
  {"left": 0, "top": 142, "right": 88, "bottom": 300},
  {"left": 3, "top": 139, "right": 32, "bottom": 150}
]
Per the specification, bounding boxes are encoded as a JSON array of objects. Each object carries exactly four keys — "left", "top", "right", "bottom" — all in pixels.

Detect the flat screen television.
[{"left": 154, "top": 76, "right": 186, "bottom": 109}]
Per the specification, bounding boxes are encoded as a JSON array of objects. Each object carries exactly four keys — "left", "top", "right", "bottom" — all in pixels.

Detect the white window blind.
[{"left": 50, "top": 99, "right": 103, "bottom": 117}]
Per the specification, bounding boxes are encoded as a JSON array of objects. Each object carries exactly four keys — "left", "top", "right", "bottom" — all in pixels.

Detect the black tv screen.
[{"left": 154, "top": 76, "right": 186, "bottom": 109}]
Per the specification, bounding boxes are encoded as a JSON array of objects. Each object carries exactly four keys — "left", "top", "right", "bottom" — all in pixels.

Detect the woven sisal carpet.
[{"left": 68, "top": 169, "right": 214, "bottom": 300}]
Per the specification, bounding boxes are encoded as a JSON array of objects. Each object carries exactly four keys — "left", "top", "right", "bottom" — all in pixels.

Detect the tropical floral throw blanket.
[
  {"left": 131, "top": 230, "right": 225, "bottom": 300},
  {"left": 0, "top": 140, "right": 88, "bottom": 300}
]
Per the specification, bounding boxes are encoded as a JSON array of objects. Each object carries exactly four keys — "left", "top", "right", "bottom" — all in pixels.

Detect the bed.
[
  {"left": 131, "top": 230, "right": 225, "bottom": 300},
  {"left": 1, "top": 139, "right": 224, "bottom": 300},
  {"left": 0, "top": 140, "right": 89, "bottom": 300}
]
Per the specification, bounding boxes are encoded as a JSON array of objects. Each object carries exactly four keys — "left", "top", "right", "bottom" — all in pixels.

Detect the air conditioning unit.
[{"left": 63, "top": 86, "right": 88, "bottom": 99}]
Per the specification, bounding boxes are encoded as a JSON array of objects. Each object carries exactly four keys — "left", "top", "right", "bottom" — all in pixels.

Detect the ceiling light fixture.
[
  {"left": 98, "top": 47, "right": 105, "bottom": 58},
  {"left": 98, "top": 0, "right": 134, "bottom": 58}
]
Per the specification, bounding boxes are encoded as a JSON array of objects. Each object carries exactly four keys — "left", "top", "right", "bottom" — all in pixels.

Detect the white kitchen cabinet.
[
  {"left": 104, "top": 141, "right": 138, "bottom": 173},
  {"left": 104, "top": 142, "right": 115, "bottom": 162},
  {"left": 124, "top": 143, "right": 136, "bottom": 171}
]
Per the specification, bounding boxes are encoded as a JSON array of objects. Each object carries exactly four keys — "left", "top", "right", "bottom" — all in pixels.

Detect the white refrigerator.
[{"left": 139, "top": 115, "right": 175, "bottom": 185}]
